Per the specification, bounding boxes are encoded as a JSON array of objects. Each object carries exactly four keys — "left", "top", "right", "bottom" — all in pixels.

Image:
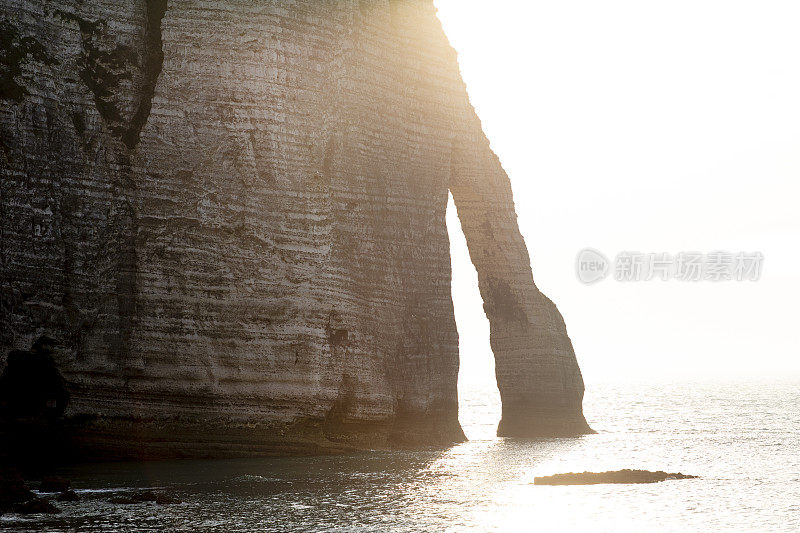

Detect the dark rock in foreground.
[
  {"left": 0, "top": 337, "right": 69, "bottom": 422},
  {"left": 534, "top": 469, "right": 699, "bottom": 485},
  {"left": 0, "top": 466, "right": 35, "bottom": 512},
  {"left": 12, "top": 497, "right": 61, "bottom": 514}
]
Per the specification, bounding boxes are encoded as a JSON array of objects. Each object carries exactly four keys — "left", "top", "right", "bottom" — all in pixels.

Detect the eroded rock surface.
[{"left": 0, "top": 0, "right": 589, "bottom": 457}]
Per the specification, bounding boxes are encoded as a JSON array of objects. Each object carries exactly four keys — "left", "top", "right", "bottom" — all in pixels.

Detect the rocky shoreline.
[{"left": 0, "top": 467, "right": 184, "bottom": 517}]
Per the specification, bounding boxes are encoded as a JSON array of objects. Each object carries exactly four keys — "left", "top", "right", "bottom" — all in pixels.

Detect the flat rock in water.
[{"left": 534, "top": 469, "right": 698, "bottom": 485}]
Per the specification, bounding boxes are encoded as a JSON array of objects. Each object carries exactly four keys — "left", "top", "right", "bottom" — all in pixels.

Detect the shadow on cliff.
[{"left": 0, "top": 336, "right": 75, "bottom": 470}]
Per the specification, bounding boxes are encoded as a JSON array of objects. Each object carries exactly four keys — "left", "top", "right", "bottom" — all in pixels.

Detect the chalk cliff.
[{"left": 0, "top": 0, "right": 590, "bottom": 457}]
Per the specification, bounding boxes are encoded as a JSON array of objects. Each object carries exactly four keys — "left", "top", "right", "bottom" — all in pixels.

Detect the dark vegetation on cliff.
[
  {"left": 53, "top": 1, "right": 167, "bottom": 149},
  {"left": 0, "top": 19, "right": 56, "bottom": 101}
]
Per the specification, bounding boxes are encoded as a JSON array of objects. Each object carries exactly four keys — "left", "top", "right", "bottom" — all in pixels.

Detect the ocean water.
[{"left": 3, "top": 378, "right": 798, "bottom": 532}]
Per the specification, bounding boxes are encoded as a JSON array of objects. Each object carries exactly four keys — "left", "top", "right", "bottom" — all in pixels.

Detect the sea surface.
[{"left": 3, "top": 378, "right": 798, "bottom": 532}]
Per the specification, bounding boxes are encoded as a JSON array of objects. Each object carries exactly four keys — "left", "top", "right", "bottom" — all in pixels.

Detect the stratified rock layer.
[{"left": 0, "top": 0, "right": 589, "bottom": 457}]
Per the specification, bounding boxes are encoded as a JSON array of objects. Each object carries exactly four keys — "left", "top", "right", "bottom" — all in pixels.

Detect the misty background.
[{"left": 435, "top": 0, "right": 800, "bottom": 395}]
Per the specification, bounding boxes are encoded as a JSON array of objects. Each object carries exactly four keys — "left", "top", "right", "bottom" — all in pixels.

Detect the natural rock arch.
[{"left": 0, "top": 0, "right": 590, "bottom": 457}]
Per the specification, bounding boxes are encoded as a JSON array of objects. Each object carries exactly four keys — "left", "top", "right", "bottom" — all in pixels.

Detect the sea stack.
[{"left": 0, "top": 0, "right": 590, "bottom": 458}]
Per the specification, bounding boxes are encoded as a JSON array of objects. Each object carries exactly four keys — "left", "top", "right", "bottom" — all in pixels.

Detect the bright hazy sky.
[{"left": 435, "top": 0, "right": 800, "bottom": 386}]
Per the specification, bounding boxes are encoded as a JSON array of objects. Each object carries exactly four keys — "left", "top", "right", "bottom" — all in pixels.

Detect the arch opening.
[{"left": 446, "top": 192, "right": 501, "bottom": 440}]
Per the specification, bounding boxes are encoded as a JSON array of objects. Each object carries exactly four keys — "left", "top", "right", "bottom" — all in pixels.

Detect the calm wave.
[{"left": 3, "top": 379, "right": 798, "bottom": 532}]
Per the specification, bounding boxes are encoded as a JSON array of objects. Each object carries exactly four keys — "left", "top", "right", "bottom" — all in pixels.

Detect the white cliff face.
[{"left": 0, "top": 0, "right": 589, "bottom": 458}]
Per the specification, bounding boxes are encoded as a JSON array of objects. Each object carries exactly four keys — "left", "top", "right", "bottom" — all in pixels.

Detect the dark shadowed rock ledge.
[{"left": 0, "top": 465, "right": 62, "bottom": 515}]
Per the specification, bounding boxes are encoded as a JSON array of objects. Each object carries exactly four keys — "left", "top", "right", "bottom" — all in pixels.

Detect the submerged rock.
[
  {"left": 109, "top": 492, "right": 152, "bottom": 505},
  {"left": 109, "top": 490, "right": 180, "bottom": 505},
  {"left": 56, "top": 490, "right": 80, "bottom": 502},
  {"left": 534, "top": 469, "right": 699, "bottom": 485}
]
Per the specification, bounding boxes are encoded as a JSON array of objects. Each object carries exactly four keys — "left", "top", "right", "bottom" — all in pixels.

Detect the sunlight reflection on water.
[{"left": 3, "top": 380, "right": 798, "bottom": 532}]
